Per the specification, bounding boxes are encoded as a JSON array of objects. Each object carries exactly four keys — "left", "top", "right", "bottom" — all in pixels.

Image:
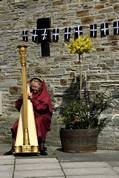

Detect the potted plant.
[
  {"left": 60, "top": 86, "right": 110, "bottom": 152},
  {"left": 60, "top": 36, "right": 111, "bottom": 152}
]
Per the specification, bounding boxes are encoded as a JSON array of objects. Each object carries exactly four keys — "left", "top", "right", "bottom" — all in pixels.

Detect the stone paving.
[{"left": 0, "top": 144, "right": 119, "bottom": 178}]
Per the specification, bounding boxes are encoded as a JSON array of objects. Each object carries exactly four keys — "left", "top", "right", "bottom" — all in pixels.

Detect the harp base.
[{"left": 14, "top": 145, "right": 39, "bottom": 154}]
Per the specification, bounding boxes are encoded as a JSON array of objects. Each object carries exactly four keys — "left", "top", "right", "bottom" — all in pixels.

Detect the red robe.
[{"left": 11, "top": 80, "right": 53, "bottom": 144}]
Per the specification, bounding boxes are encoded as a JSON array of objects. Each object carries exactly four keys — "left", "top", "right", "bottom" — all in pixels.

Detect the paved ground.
[{"left": 0, "top": 144, "right": 119, "bottom": 178}]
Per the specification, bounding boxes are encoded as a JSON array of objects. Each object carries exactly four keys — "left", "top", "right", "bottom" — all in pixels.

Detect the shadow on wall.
[{"left": 62, "top": 76, "right": 80, "bottom": 105}]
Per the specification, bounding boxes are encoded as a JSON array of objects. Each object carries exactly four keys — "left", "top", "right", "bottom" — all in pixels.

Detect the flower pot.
[{"left": 60, "top": 128, "right": 98, "bottom": 153}]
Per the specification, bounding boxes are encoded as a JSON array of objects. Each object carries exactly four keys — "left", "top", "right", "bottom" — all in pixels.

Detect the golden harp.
[{"left": 14, "top": 45, "right": 39, "bottom": 154}]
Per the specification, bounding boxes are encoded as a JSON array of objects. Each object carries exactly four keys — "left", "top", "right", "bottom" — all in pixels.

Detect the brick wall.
[{"left": 0, "top": 0, "right": 119, "bottom": 149}]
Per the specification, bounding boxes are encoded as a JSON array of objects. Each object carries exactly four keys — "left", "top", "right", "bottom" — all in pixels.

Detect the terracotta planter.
[{"left": 60, "top": 128, "right": 98, "bottom": 153}]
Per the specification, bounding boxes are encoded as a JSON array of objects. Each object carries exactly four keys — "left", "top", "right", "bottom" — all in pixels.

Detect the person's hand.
[
  {"left": 26, "top": 81, "right": 32, "bottom": 99},
  {"left": 28, "top": 92, "right": 32, "bottom": 99}
]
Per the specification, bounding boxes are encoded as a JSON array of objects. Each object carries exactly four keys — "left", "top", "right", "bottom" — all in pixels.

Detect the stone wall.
[{"left": 0, "top": 0, "right": 119, "bottom": 149}]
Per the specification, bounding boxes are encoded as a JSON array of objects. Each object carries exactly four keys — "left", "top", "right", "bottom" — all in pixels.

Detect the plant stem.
[{"left": 79, "top": 54, "right": 82, "bottom": 99}]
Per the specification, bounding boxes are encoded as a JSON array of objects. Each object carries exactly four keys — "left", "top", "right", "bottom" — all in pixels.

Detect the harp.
[{"left": 14, "top": 45, "right": 39, "bottom": 154}]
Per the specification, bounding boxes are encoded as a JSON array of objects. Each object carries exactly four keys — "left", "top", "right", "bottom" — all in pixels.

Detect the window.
[{"left": 37, "top": 18, "right": 51, "bottom": 57}]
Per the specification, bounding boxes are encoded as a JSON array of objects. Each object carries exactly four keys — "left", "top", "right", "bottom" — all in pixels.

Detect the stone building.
[{"left": 0, "top": 0, "right": 119, "bottom": 149}]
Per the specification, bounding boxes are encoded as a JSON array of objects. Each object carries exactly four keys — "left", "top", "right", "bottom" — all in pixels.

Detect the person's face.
[{"left": 30, "top": 80, "right": 42, "bottom": 94}]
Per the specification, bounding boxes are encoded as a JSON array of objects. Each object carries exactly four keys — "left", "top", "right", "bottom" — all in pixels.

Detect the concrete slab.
[
  {"left": 57, "top": 150, "right": 119, "bottom": 162},
  {"left": 108, "top": 161, "right": 119, "bottom": 167},
  {"left": 0, "top": 171, "right": 13, "bottom": 178},
  {"left": 60, "top": 162, "right": 110, "bottom": 168},
  {"left": 15, "top": 162, "right": 61, "bottom": 171},
  {"left": 14, "top": 169, "right": 64, "bottom": 178},
  {"left": 63, "top": 167, "right": 117, "bottom": 176},
  {"left": 0, "top": 155, "right": 14, "bottom": 165},
  {"left": 113, "top": 167, "right": 119, "bottom": 173},
  {"left": 0, "top": 164, "right": 14, "bottom": 171},
  {"left": 67, "top": 176, "right": 119, "bottom": 178},
  {"left": 1, "top": 145, "right": 119, "bottom": 178},
  {"left": 15, "top": 157, "right": 58, "bottom": 164},
  {"left": 0, "top": 155, "right": 14, "bottom": 160},
  {"left": 30, "top": 177, "right": 65, "bottom": 178}
]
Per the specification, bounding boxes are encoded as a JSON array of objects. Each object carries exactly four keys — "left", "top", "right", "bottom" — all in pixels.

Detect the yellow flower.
[{"left": 66, "top": 35, "right": 93, "bottom": 56}]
